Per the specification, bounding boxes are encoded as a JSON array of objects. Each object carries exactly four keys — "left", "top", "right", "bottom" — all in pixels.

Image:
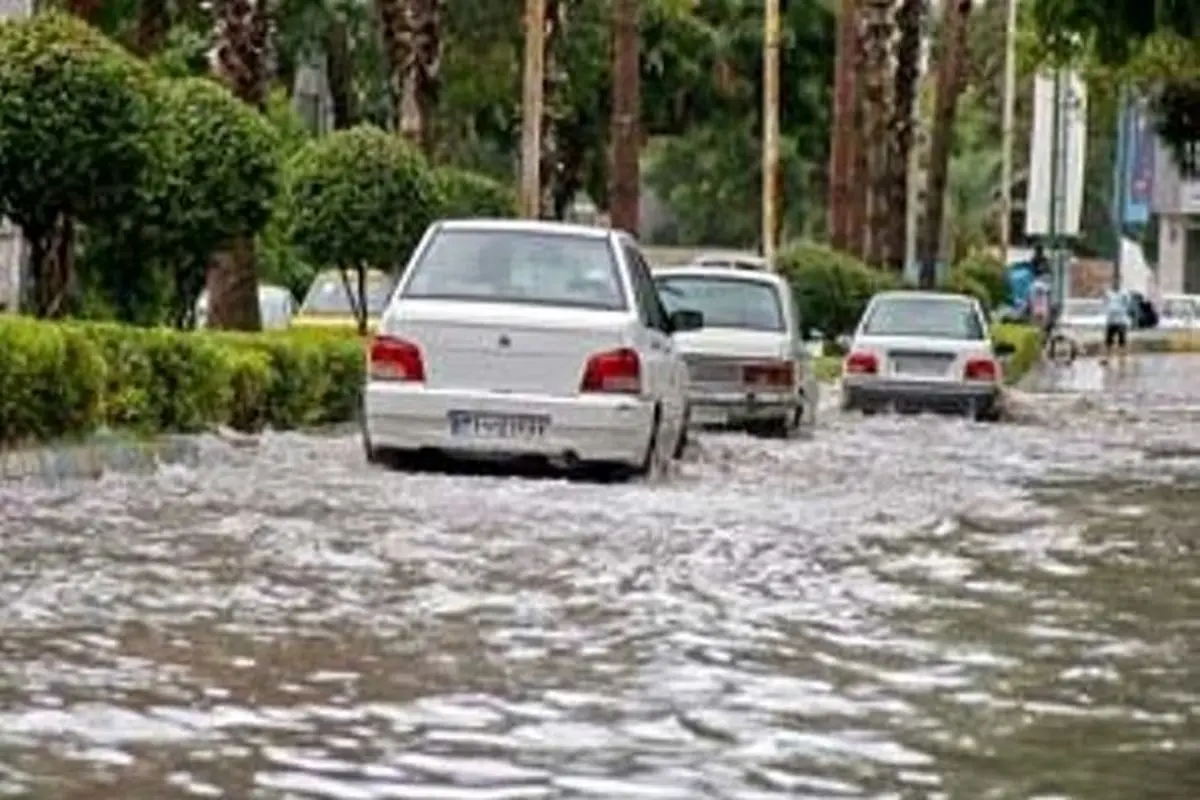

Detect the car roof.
[
  {"left": 689, "top": 251, "right": 768, "bottom": 268},
  {"left": 313, "top": 267, "right": 391, "bottom": 280},
  {"left": 872, "top": 290, "right": 975, "bottom": 304},
  {"left": 436, "top": 218, "right": 612, "bottom": 240},
  {"left": 653, "top": 265, "right": 786, "bottom": 288}
]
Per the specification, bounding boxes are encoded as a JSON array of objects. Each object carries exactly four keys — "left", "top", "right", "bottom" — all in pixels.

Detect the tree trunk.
[
  {"left": 539, "top": 0, "right": 568, "bottom": 219},
  {"left": 860, "top": 0, "right": 892, "bottom": 268},
  {"left": 884, "top": 0, "right": 925, "bottom": 272},
  {"left": 326, "top": 17, "right": 357, "bottom": 129},
  {"left": 916, "top": 0, "right": 972, "bottom": 288},
  {"left": 827, "top": 0, "right": 860, "bottom": 252},
  {"left": 61, "top": 0, "right": 102, "bottom": 23},
  {"left": 209, "top": 0, "right": 273, "bottom": 330},
  {"left": 609, "top": 0, "right": 640, "bottom": 235},
  {"left": 25, "top": 216, "right": 75, "bottom": 319},
  {"left": 134, "top": 0, "right": 170, "bottom": 56},
  {"left": 377, "top": 0, "right": 441, "bottom": 154}
]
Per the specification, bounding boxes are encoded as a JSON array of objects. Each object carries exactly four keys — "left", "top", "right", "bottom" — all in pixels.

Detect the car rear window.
[
  {"left": 302, "top": 274, "right": 393, "bottom": 315},
  {"left": 401, "top": 229, "right": 627, "bottom": 311},
  {"left": 861, "top": 297, "right": 985, "bottom": 340},
  {"left": 655, "top": 275, "right": 785, "bottom": 331}
]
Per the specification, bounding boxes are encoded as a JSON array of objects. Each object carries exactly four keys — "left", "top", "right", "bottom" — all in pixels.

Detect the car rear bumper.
[
  {"left": 364, "top": 382, "right": 655, "bottom": 466},
  {"left": 687, "top": 389, "right": 799, "bottom": 426},
  {"left": 842, "top": 378, "right": 1000, "bottom": 415}
]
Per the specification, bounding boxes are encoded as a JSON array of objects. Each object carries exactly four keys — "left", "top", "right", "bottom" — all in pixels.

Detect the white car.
[
  {"left": 688, "top": 251, "right": 769, "bottom": 271},
  {"left": 195, "top": 284, "right": 298, "bottom": 330},
  {"left": 653, "top": 265, "right": 818, "bottom": 438},
  {"left": 1060, "top": 297, "right": 1107, "bottom": 329},
  {"left": 1158, "top": 294, "right": 1200, "bottom": 330},
  {"left": 363, "top": 219, "right": 702, "bottom": 480},
  {"left": 841, "top": 291, "right": 1014, "bottom": 420}
]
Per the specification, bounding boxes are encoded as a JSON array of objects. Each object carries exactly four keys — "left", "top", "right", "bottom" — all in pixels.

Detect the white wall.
[{"left": 1158, "top": 214, "right": 1187, "bottom": 294}]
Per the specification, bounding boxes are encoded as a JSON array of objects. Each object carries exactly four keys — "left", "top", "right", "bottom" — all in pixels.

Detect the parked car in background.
[
  {"left": 1060, "top": 297, "right": 1107, "bottom": 329},
  {"left": 362, "top": 219, "right": 704, "bottom": 480},
  {"left": 1159, "top": 294, "right": 1200, "bottom": 330},
  {"left": 195, "top": 284, "right": 297, "bottom": 330},
  {"left": 841, "top": 291, "right": 1014, "bottom": 421},
  {"left": 687, "top": 251, "right": 769, "bottom": 272},
  {"left": 294, "top": 268, "right": 394, "bottom": 332},
  {"left": 653, "top": 263, "right": 817, "bottom": 438}
]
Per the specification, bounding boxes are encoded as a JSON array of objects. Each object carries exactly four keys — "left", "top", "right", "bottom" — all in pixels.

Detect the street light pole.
[
  {"left": 762, "top": 0, "right": 781, "bottom": 267},
  {"left": 519, "top": 0, "right": 546, "bottom": 218},
  {"left": 999, "top": 0, "right": 1017, "bottom": 261}
]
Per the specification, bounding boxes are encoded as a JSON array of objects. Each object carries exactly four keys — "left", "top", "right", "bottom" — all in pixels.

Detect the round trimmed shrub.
[
  {"left": 435, "top": 167, "right": 518, "bottom": 218},
  {"left": 776, "top": 241, "right": 900, "bottom": 340},
  {"left": 953, "top": 251, "right": 1008, "bottom": 308}
]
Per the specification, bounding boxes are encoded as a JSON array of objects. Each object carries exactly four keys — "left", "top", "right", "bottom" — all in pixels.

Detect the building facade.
[{"left": 1151, "top": 139, "right": 1200, "bottom": 294}]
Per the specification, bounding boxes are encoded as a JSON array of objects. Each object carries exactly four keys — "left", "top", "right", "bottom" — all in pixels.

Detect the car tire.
[
  {"left": 672, "top": 406, "right": 691, "bottom": 459},
  {"left": 633, "top": 406, "right": 664, "bottom": 480}
]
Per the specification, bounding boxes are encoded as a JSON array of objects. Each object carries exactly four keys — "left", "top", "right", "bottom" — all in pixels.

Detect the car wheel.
[
  {"left": 633, "top": 407, "right": 665, "bottom": 480},
  {"left": 672, "top": 406, "right": 691, "bottom": 459},
  {"left": 754, "top": 415, "right": 795, "bottom": 439}
]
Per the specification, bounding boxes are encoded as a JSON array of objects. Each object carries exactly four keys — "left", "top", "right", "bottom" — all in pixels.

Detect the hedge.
[{"left": 0, "top": 316, "right": 365, "bottom": 447}]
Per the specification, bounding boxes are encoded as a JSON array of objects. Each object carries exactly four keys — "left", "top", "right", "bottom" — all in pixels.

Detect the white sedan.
[
  {"left": 1159, "top": 294, "right": 1200, "bottom": 330},
  {"left": 841, "top": 291, "right": 1014, "bottom": 420},
  {"left": 654, "top": 264, "right": 818, "bottom": 438},
  {"left": 363, "top": 219, "right": 702, "bottom": 480}
]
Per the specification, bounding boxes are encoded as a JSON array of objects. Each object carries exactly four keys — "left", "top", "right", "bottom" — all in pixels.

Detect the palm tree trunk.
[
  {"left": 377, "top": 0, "right": 442, "bottom": 154},
  {"left": 827, "top": 0, "right": 860, "bottom": 252},
  {"left": 207, "top": 0, "right": 273, "bottom": 330},
  {"left": 916, "top": 0, "right": 971, "bottom": 288},
  {"left": 134, "top": 0, "right": 170, "bottom": 56},
  {"left": 883, "top": 0, "right": 925, "bottom": 271},
  {"left": 539, "top": 0, "right": 567, "bottom": 219},
  {"left": 326, "top": 17, "right": 357, "bottom": 129},
  {"left": 860, "top": 0, "right": 892, "bottom": 268}
]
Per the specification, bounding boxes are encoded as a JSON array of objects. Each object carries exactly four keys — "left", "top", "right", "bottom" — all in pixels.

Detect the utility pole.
[
  {"left": 519, "top": 0, "right": 546, "bottom": 218},
  {"left": 1047, "top": 68, "right": 1064, "bottom": 307},
  {"left": 610, "top": 0, "right": 640, "bottom": 235},
  {"left": 1111, "top": 86, "right": 1129, "bottom": 291},
  {"left": 762, "top": 0, "right": 781, "bottom": 266},
  {"left": 999, "top": 0, "right": 1017, "bottom": 262}
]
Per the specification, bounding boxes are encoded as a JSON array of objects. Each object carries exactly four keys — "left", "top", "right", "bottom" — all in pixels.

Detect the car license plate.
[
  {"left": 892, "top": 355, "right": 949, "bottom": 376},
  {"left": 447, "top": 411, "right": 549, "bottom": 439}
]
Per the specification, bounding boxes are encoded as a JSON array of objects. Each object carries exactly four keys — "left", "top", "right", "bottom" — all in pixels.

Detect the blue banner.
[{"left": 1117, "top": 96, "right": 1154, "bottom": 225}]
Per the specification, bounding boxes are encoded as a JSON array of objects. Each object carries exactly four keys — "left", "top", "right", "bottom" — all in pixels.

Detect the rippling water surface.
[{"left": 2, "top": 356, "right": 1199, "bottom": 799}]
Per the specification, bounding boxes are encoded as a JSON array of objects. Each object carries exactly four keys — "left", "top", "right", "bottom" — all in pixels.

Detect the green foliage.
[
  {"left": 939, "top": 270, "right": 993, "bottom": 309},
  {"left": 0, "top": 11, "right": 151, "bottom": 238},
  {"left": 992, "top": 323, "right": 1044, "bottom": 384},
  {"left": 0, "top": 316, "right": 365, "bottom": 446},
  {"left": 434, "top": 167, "right": 518, "bottom": 218},
  {"left": 776, "top": 241, "right": 900, "bottom": 340},
  {"left": 954, "top": 251, "right": 1009, "bottom": 308},
  {"left": 287, "top": 125, "right": 441, "bottom": 273}
]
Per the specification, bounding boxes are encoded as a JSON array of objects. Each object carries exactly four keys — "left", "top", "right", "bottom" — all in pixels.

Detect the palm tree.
[
  {"left": 916, "top": 0, "right": 972, "bottom": 287},
  {"left": 860, "top": 0, "right": 892, "bottom": 267},
  {"left": 376, "top": 0, "right": 441, "bottom": 154},
  {"left": 883, "top": 0, "right": 924, "bottom": 272},
  {"left": 206, "top": 0, "right": 274, "bottom": 330}
]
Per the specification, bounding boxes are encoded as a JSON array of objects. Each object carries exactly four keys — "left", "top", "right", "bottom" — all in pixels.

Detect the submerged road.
[{"left": 1, "top": 356, "right": 1199, "bottom": 798}]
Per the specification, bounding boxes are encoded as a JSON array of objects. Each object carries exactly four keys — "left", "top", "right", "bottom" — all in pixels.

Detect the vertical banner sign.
[
  {"left": 0, "top": 0, "right": 33, "bottom": 310},
  {"left": 1025, "top": 70, "right": 1088, "bottom": 237},
  {"left": 1120, "top": 96, "right": 1154, "bottom": 225}
]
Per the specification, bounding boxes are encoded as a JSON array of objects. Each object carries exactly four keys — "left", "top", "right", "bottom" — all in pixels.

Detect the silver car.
[
  {"left": 195, "top": 284, "right": 298, "bottom": 330},
  {"left": 654, "top": 265, "right": 818, "bottom": 438},
  {"left": 841, "top": 291, "right": 1014, "bottom": 420}
]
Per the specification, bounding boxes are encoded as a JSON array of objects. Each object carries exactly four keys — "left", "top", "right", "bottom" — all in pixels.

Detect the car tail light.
[
  {"left": 580, "top": 347, "right": 641, "bottom": 394},
  {"left": 743, "top": 360, "right": 794, "bottom": 387},
  {"left": 369, "top": 335, "right": 425, "bottom": 381},
  {"left": 844, "top": 350, "right": 878, "bottom": 375},
  {"left": 964, "top": 357, "right": 999, "bottom": 382}
]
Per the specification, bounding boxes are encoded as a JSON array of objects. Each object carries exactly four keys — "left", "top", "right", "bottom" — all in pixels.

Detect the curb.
[
  {"left": 1075, "top": 331, "right": 1200, "bottom": 357},
  {"left": 0, "top": 435, "right": 201, "bottom": 485}
]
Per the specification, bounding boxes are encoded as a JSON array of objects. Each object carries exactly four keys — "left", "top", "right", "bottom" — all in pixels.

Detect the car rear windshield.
[
  {"left": 402, "top": 228, "right": 627, "bottom": 311},
  {"left": 654, "top": 275, "right": 785, "bottom": 331},
  {"left": 861, "top": 297, "right": 985, "bottom": 340},
  {"left": 301, "top": 273, "right": 393, "bottom": 315}
]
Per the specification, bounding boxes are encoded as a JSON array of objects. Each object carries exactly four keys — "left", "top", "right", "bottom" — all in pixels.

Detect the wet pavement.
[{"left": 2, "top": 356, "right": 1199, "bottom": 799}]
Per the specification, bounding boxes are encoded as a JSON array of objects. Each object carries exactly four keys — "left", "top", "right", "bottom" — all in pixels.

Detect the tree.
[
  {"left": 884, "top": 0, "right": 925, "bottom": 271},
  {"left": 434, "top": 167, "right": 518, "bottom": 218},
  {"left": 87, "top": 77, "right": 281, "bottom": 326},
  {"left": 376, "top": 0, "right": 442, "bottom": 152},
  {"left": 286, "top": 125, "right": 441, "bottom": 333},
  {"left": 0, "top": 11, "right": 151, "bottom": 317}
]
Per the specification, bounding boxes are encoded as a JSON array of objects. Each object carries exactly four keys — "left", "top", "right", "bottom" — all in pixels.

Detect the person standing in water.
[{"left": 1101, "top": 285, "right": 1131, "bottom": 365}]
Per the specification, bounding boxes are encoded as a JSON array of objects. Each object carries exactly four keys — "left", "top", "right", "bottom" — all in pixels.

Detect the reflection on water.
[{"left": 1, "top": 356, "right": 1200, "bottom": 798}]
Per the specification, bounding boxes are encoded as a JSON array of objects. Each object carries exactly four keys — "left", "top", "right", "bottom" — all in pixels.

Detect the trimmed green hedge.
[{"left": 0, "top": 316, "right": 365, "bottom": 447}]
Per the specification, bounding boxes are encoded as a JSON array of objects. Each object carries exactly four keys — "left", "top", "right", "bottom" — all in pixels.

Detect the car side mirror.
[
  {"left": 994, "top": 341, "right": 1016, "bottom": 356},
  {"left": 669, "top": 308, "right": 704, "bottom": 333}
]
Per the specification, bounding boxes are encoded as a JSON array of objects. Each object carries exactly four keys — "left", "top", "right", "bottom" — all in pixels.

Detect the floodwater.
[{"left": 1, "top": 356, "right": 1199, "bottom": 799}]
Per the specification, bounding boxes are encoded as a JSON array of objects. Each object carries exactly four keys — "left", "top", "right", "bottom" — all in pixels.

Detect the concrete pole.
[
  {"left": 519, "top": 0, "right": 546, "bottom": 218},
  {"left": 999, "top": 0, "right": 1017, "bottom": 261},
  {"left": 762, "top": 0, "right": 781, "bottom": 266},
  {"left": 610, "top": 0, "right": 641, "bottom": 235}
]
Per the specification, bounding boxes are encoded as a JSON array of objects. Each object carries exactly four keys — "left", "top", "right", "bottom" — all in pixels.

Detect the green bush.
[
  {"left": 993, "top": 323, "right": 1043, "bottom": 384},
  {"left": 434, "top": 167, "right": 518, "bottom": 218},
  {"left": 0, "top": 317, "right": 366, "bottom": 447},
  {"left": 952, "top": 251, "right": 1008, "bottom": 308},
  {"left": 939, "top": 270, "right": 992, "bottom": 309},
  {"left": 776, "top": 241, "right": 900, "bottom": 341}
]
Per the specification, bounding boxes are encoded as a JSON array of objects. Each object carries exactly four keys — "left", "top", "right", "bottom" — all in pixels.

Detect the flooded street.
[{"left": 2, "top": 356, "right": 1199, "bottom": 799}]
